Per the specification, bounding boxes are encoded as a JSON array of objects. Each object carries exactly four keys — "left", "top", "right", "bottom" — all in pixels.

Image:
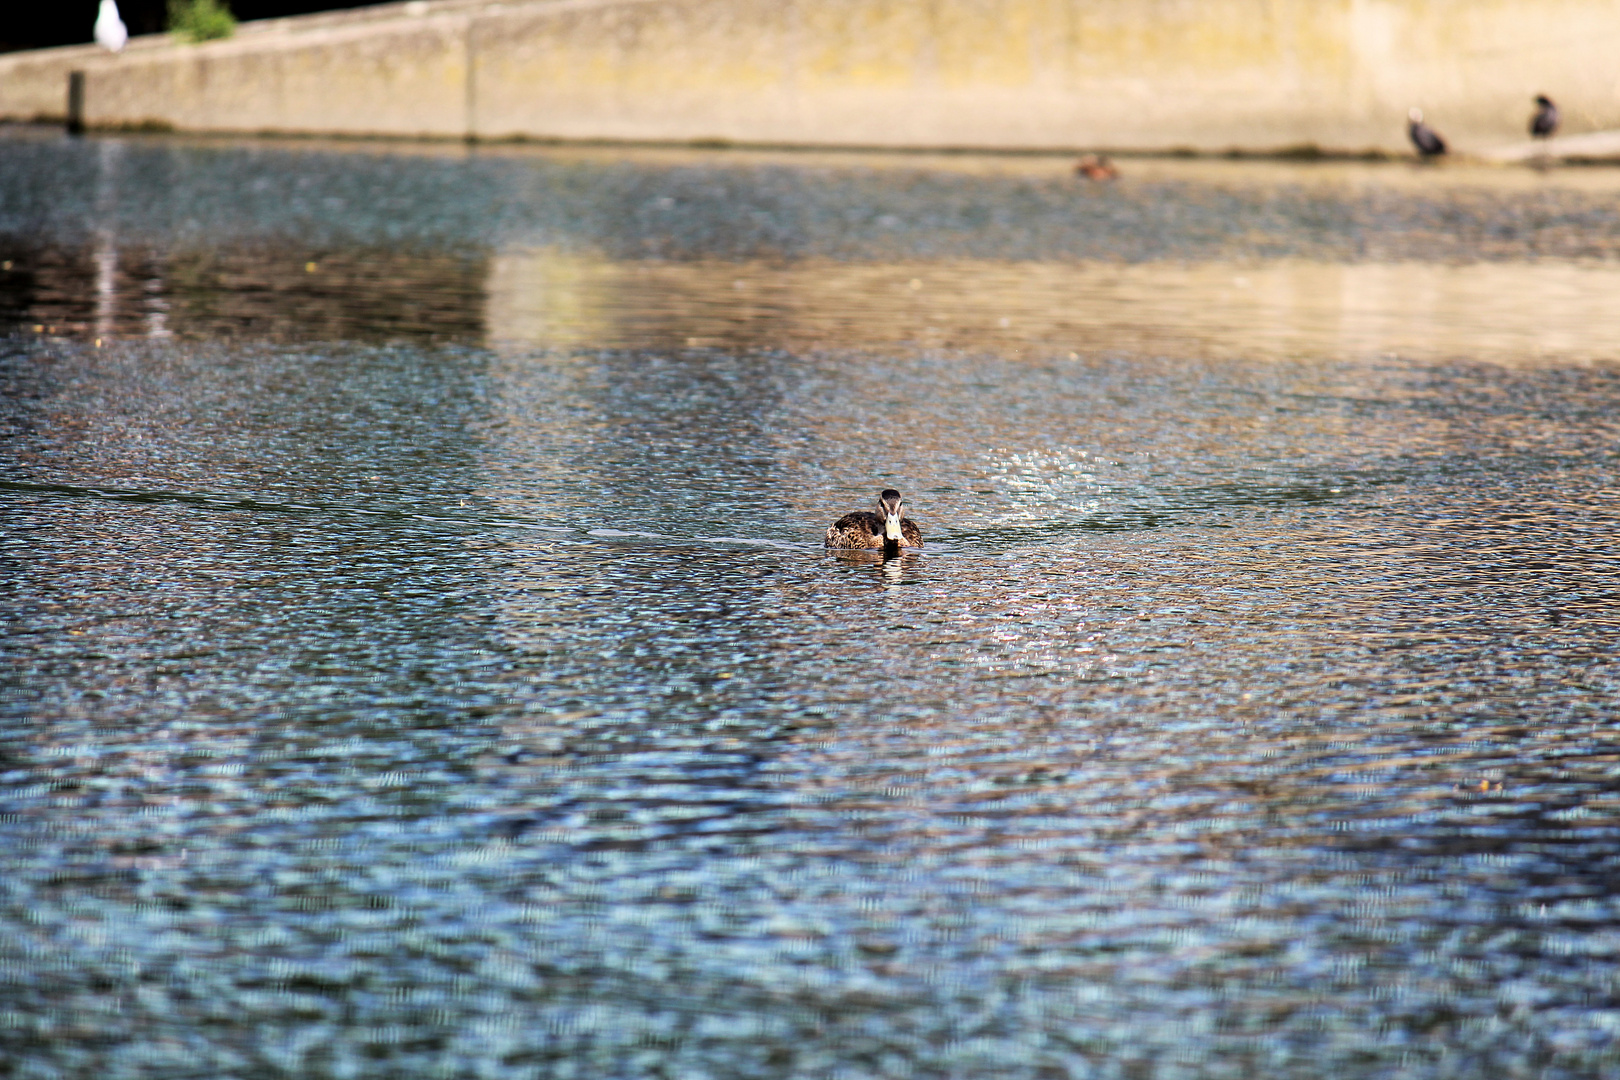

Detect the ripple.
[{"left": 5, "top": 132, "right": 1620, "bottom": 1080}]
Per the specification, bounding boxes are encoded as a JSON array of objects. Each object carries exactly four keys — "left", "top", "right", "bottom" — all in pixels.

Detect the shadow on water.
[{"left": 0, "top": 238, "right": 487, "bottom": 343}]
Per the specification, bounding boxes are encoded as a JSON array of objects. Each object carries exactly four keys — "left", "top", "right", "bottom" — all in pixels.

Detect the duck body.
[
  {"left": 826, "top": 489, "right": 923, "bottom": 551},
  {"left": 1407, "top": 108, "right": 1447, "bottom": 157},
  {"left": 1074, "top": 154, "right": 1119, "bottom": 181},
  {"left": 1531, "top": 95, "right": 1560, "bottom": 139},
  {"left": 825, "top": 511, "right": 924, "bottom": 550}
]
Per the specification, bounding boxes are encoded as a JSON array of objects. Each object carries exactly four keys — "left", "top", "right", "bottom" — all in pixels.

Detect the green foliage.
[{"left": 168, "top": 0, "right": 237, "bottom": 42}]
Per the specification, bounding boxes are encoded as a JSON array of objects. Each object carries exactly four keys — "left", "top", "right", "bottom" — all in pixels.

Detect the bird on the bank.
[
  {"left": 1530, "top": 95, "right": 1560, "bottom": 139},
  {"left": 825, "top": 489, "right": 924, "bottom": 552},
  {"left": 94, "top": 0, "right": 128, "bottom": 53},
  {"left": 1074, "top": 154, "right": 1119, "bottom": 181},
  {"left": 1407, "top": 108, "right": 1447, "bottom": 157}
]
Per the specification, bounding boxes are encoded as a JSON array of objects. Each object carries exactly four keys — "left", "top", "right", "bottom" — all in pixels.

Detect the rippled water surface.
[{"left": 5, "top": 129, "right": 1620, "bottom": 1079}]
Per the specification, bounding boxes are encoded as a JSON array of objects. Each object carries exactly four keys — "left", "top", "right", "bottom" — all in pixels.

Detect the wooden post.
[{"left": 67, "top": 71, "right": 86, "bottom": 135}]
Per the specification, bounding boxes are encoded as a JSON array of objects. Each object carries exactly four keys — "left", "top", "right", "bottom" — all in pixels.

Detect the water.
[{"left": 4, "top": 128, "right": 1620, "bottom": 1079}]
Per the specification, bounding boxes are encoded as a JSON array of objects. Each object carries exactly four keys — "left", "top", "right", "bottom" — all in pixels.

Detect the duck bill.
[{"left": 884, "top": 514, "right": 904, "bottom": 542}]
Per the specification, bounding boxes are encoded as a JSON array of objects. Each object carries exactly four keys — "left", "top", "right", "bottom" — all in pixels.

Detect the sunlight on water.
[
  {"left": 3, "top": 131, "right": 1620, "bottom": 1079},
  {"left": 486, "top": 250, "right": 1620, "bottom": 362}
]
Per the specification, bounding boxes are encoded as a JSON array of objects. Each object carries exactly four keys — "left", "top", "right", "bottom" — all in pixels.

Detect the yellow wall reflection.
[{"left": 485, "top": 249, "right": 1620, "bottom": 365}]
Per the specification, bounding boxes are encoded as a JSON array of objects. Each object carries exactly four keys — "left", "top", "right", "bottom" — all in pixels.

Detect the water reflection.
[
  {"left": 21, "top": 237, "right": 1610, "bottom": 360},
  {"left": 0, "top": 240, "right": 487, "bottom": 342},
  {"left": 3, "top": 132, "right": 1620, "bottom": 359},
  {"left": 828, "top": 547, "right": 925, "bottom": 590},
  {"left": 487, "top": 249, "right": 1620, "bottom": 362}
]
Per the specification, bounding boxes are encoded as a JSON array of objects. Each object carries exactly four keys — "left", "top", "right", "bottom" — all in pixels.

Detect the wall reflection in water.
[
  {"left": 0, "top": 241, "right": 487, "bottom": 343},
  {"left": 19, "top": 242, "right": 1618, "bottom": 362},
  {"left": 486, "top": 249, "right": 1620, "bottom": 363},
  {"left": 6, "top": 213, "right": 1615, "bottom": 364}
]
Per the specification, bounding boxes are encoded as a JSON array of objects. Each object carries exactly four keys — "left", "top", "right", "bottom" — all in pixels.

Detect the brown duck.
[
  {"left": 825, "top": 489, "right": 924, "bottom": 552},
  {"left": 1074, "top": 154, "right": 1119, "bottom": 181}
]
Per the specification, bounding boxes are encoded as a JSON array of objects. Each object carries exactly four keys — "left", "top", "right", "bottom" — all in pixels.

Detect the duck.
[
  {"left": 825, "top": 489, "right": 923, "bottom": 552},
  {"left": 1530, "top": 95, "right": 1559, "bottom": 139},
  {"left": 1407, "top": 108, "right": 1447, "bottom": 157},
  {"left": 1074, "top": 154, "right": 1119, "bottom": 181}
]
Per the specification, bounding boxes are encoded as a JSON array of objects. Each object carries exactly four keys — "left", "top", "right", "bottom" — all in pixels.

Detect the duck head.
[{"left": 878, "top": 489, "right": 905, "bottom": 542}]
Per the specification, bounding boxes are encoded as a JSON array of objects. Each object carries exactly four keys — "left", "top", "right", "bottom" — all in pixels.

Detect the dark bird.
[
  {"left": 1408, "top": 108, "right": 1447, "bottom": 157},
  {"left": 825, "top": 489, "right": 924, "bottom": 553},
  {"left": 1530, "top": 94, "right": 1559, "bottom": 139},
  {"left": 1074, "top": 154, "right": 1119, "bottom": 181}
]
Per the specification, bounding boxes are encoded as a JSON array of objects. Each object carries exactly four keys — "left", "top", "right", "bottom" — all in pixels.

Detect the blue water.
[{"left": 4, "top": 130, "right": 1620, "bottom": 1079}]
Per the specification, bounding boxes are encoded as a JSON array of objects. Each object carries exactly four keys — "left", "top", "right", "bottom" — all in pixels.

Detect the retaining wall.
[{"left": 3, "top": 0, "right": 1618, "bottom": 154}]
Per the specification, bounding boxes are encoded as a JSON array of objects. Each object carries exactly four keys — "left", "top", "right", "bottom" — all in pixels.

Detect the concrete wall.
[{"left": 3, "top": 0, "right": 1618, "bottom": 153}]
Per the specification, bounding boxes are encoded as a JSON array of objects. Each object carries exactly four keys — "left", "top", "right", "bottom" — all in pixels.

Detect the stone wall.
[{"left": 3, "top": 0, "right": 1617, "bottom": 154}]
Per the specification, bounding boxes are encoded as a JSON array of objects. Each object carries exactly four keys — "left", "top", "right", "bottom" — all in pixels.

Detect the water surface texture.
[{"left": 4, "top": 131, "right": 1620, "bottom": 1079}]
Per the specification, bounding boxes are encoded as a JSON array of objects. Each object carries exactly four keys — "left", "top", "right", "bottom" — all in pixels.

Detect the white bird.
[{"left": 94, "top": 0, "right": 129, "bottom": 53}]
